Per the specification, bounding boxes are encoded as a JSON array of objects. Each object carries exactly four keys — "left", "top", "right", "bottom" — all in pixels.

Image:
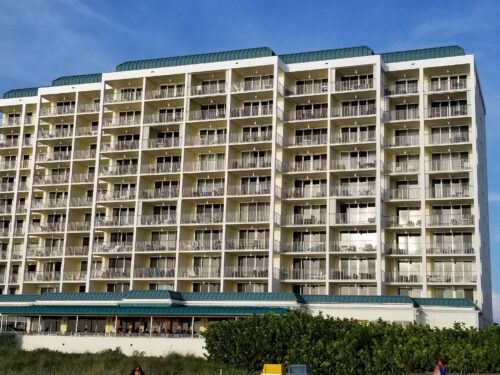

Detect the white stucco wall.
[{"left": 308, "top": 304, "right": 416, "bottom": 323}]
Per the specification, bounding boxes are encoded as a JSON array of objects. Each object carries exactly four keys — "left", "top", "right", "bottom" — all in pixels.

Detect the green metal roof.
[
  {"left": 279, "top": 46, "right": 374, "bottom": 64},
  {"left": 2, "top": 87, "right": 39, "bottom": 99},
  {"left": 302, "top": 295, "right": 415, "bottom": 305},
  {"left": 412, "top": 298, "right": 475, "bottom": 308},
  {"left": 0, "top": 294, "right": 39, "bottom": 303},
  {"left": 123, "top": 290, "right": 183, "bottom": 301},
  {"left": 51, "top": 73, "right": 102, "bottom": 87},
  {"left": 180, "top": 292, "right": 301, "bottom": 302},
  {"left": 37, "top": 292, "right": 125, "bottom": 302},
  {"left": 116, "top": 47, "right": 275, "bottom": 72},
  {"left": 381, "top": 45, "right": 465, "bottom": 63}
]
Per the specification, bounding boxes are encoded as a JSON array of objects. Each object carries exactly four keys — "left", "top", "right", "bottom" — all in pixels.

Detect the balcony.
[
  {"left": 428, "top": 158, "right": 471, "bottom": 172},
  {"left": 183, "top": 186, "right": 224, "bottom": 198},
  {"left": 190, "top": 83, "right": 226, "bottom": 96},
  {"left": 224, "top": 267, "right": 268, "bottom": 278},
  {"left": 280, "top": 242, "right": 326, "bottom": 253},
  {"left": 95, "top": 216, "right": 135, "bottom": 227},
  {"left": 285, "top": 108, "right": 328, "bottom": 121},
  {"left": 281, "top": 214, "right": 326, "bottom": 226},
  {"left": 0, "top": 161, "right": 17, "bottom": 170},
  {"left": 227, "top": 184, "right": 270, "bottom": 196},
  {"left": 331, "top": 131, "right": 376, "bottom": 144},
  {"left": 428, "top": 132, "right": 470, "bottom": 145},
  {"left": 0, "top": 183, "right": 15, "bottom": 192},
  {"left": 178, "top": 267, "right": 221, "bottom": 278},
  {"left": 278, "top": 268, "right": 326, "bottom": 280},
  {"left": 285, "top": 134, "right": 328, "bottom": 147},
  {"left": 385, "top": 108, "right": 419, "bottom": 121},
  {"left": 385, "top": 271, "right": 421, "bottom": 283},
  {"left": 180, "top": 239, "right": 222, "bottom": 251},
  {"left": 38, "top": 128, "right": 73, "bottom": 139},
  {"left": 72, "top": 173, "right": 95, "bottom": 184},
  {"left": 384, "top": 243, "right": 422, "bottom": 256},
  {"left": 102, "top": 117, "right": 141, "bottom": 128},
  {"left": 384, "top": 188, "right": 420, "bottom": 201},
  {"left": 36, "top": 152, "right": 72, "bottom": 162},
  {"left": 180, "top": 213, "right": 223, "bottom": 224},
  {"left": 16, "top": 205, "right": 27, "bottom": 214},
  {"left": 426, "top": 271, "right": 476, "bottom": 284},
  {"left": 427, "top": 105, "right": 469, "bottom": 119},
  {"left": 0, "top": 205, "right": 12, "bottom": 215},
  {"left": 140, "top": 187, "right": 179, "bottom": 199},
  {"left": 230, "top": 106, "right": 272, "bottom": 118},
  {"left": 66, "top": 246, "right": 90, "bottom": 256},
  {"left": 135, "top": 267, "right": 175, "bottom": 278},
  {"left": 232, "top": 79, "right": 273, "bottom": 92},
  {"left": 100, "top": 164, "right": 138, "bottom": 176},
  {"left": 0, "top": 138, "right": 19, "bottom": 148},
  {"left": 384, "top": 161, "right": 419, "bottom": 174},
  {"left": 285, "top": 83, "right": 327, "bottom": 96},
  {"left": 384, "top": 134, "right": 419, "bottom": 147},
  {"left": 67, "top": 221, "right": 91, "bottom": 232},
  {"left": 384, "top": 82, "right": 418, "bottom": 96},
  {"left": 226, "top": 211, "right": 270, "bottom": 223},
  {"left": 101, "top": 140, "right": 140, "bottom": 152},
  {"left": 24, "top": 271, "right": 61, "bottom": 282},
  {"left": 331, "top": 159, "right": 376, "bottom": 171},
  {"left": 31, "top": 199, "right": 68, "bottom": 209},
  {"left": 330, "top": 269, "right": 376, "bottom": 281},
  {"left": 225, "top": 239, "right": 269, "bottom": 251},
  {"left": 188, "top": 109, "right": 226, "bottom": 121},
  {"left": 75, "top": 127, "right": 98, "bottom": 136},
  {"left": 70, "top": 197, "right": 93, "bottom": 207},
  {"left": 73, "top": 150, "right": 97, "bottom": 160},
  {"left": 144, "top": 137, "right": 181, "bottom": 149},
  {"left": 77, "top": 103, "right": 100, "bottom": 113},
  {"left": 427, "top": 186, "right": 473, "bottom": 199},
  {"left": 0, "top": 228, "right": 10, "bottom": 237},
  {"left": 93, "top": 242, "right": 134, "bottom": 253},
  {"left": 228, "top": 158, "right": 271, "bottom": 170},
  {"left": 332, "top": 213, "right": 376, "bottom": 225},
  {"left": 229, "top": 132, "right": 272, "bottom": 144},
  {"left": 428, "top": 78, "right": 468, "bottom": 93},
  {"left": 334, "top": 79, "right": 373, "bottom": 92},
  {"left": 97, "top": 190, "right": 136, "bottom": 201},
  {"left": 331, "top": 185, "right": 376, "bottom": 198},
  {"left": 27, "top": 246, "right": 64, "bottom": 257},
  {"left": 141, "top": 162, "right": 181, "bottom": 174},
  {"left": 104, "top": 92, "right": 142, "bottom": 103},
  {"left": 136, "top": 241, "right": 176, "bottom": 252},
  {"left": 283, "top": 160, "right": 327, "bottom": 173},
  {"left": 282, "top": 186, "right": 327, "bottom": 199},
  {"left": 145, "top": 87, "right": 185, "bottom": 100},
  {"left": 384, "top": 216, "right": 422, "bottom": 228},
  {"left": 184, "top": 160, "right": 225, "bottom": 172},
  {"left": 144, "top": 113, "right": 183, "bottom": 125},
  {"left": 332, "top": 105, "right": 376, "bottom": 118},
  {"left": 30, "top": 222, "right": 66, "bottom": 233},
  {"left": 91, "top": 268, "right": 131, "bottom": 279},
  {"left": 0, "top": 117, "right": 21, "bottom": 126},
  {"left": 64, "top": 271, "right": 87, "bottom": 281},
  {"left": 13, "top": 227, "right": 25, "bottom": 237},
  {"left": 9, "top": 274, "right": 19, "bottom": 283},
  {"left": 40, "top": 106, "right": 75, "bottom": 117},
  {"left": 139, "top": 214, "right": 177, "bottom": 226},
  {"left": 11, "top": 250, "right": 23, "bottom": 259},
  {"left": 33, "top": 174, "right": 70, "bottom": 185},
  {"left": 427, "top": 214, "right": 474, "bottom": 227},
  {"left": 426, "top": 243, "right": 474, "bottom": 255},
  {"left": 330, "top": 241, "right": 376, "bottom": 253}
]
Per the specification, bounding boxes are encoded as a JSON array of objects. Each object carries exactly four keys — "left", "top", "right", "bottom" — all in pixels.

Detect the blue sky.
[{"left": 0, "top": 0, "right": 499, "bottom": 319}]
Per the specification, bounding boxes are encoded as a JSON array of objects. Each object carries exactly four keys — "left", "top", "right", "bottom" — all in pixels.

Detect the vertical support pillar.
[
  {"left": 149, "top": 316, "right": 153, "bottom": 337},
  {"left": 38, "top": 315, "right": 41, "bottom": 333},
  {"left": 76, "top": 315, "right": 79, "bottom": 334},
  {"left": 191, "top": 316, "right": 195, "bottom": 337},
  {"left": 114, "top": 316, "right": 118, "bottom": 336}
]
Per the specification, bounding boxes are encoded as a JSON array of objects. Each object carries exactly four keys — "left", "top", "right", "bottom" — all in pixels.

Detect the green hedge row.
[{"left": 204, "top": 310, "right": 500, "bottom": 375}]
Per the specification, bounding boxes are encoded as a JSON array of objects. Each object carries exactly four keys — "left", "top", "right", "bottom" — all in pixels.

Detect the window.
[
  {"left": 107, "top": 283, "right": 130, "bottom": 292},
  {"left": 240, "top": 150, "right": 272, "bottom": 168},
  {"left": 296, "top": 78, "right": 327, "bottom": 94},
  {"left": 242, "top": 125, "right": 272, "bottom": 142},
  {"left": 294, "top": 153, "right": 327, "bottom": 171},
  {"left": 293, "top": 205, "right": 326, "bottom": 224},
  {"left": 120, "top": 87, "right": 142, "bottom": 101},
  {"left": 118, "top": 111, "right": 140, "bottom": 125},
  {"left": 192, "top": 283, "right": 220, "bottom": 292},
  {"left": 237, "top": 283, "right": 267, "bottom": 292},
  {"left": 199, "top": 128, "right": 226, "bottom": 144},
  {"left": 194, "top": 230, "right": 222, "bottom": 250},
  {"left": 196, "top": 178, "right": 224, "bottom": 196},
  {"left": 238, "top": 229, "right": 269, "bottom": 249},
  {"left": 292, "top": 231, "right": 326, "bottom": 252},
  {"left": 294, "top": 128, "right": 327, "bottom": 145},
  {"left": 292, "top": 284, "right": 326, "bottom": 295},
  {"left": 239, "top": 202, "right": 270, "bottom": 222},
  {"left": 293, "top": 179, "right": 327, "bottom": 198}
]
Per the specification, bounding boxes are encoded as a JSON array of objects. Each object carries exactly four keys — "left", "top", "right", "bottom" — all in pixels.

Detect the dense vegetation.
[
  {"left": 204, "top": 310, "right": 500, "bottom": 375},
  {"left": 0, "top": 334, "right": 252, "bottom": 375}
]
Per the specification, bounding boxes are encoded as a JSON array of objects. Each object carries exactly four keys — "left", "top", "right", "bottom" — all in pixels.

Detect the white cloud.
[{"left": 493, "top": 290, "right": 500, "bottom": 323}]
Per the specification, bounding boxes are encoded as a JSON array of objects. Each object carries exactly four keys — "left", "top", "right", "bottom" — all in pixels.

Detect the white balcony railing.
[
  {"left": 384, "top": 82, "right": 419, "bottom": 96},
  {"left": 134, "top": 267, "right": 175, "bottom": 278},
  {"left": 385, "top": 134, "right": 419, "bottom": 147},
  {"left": 427, "top": 105, "right": 469, "bottom": 118},
  {"left": 94, "top": 216, "right": 135, "bottom": 227},
  {"left": 190, "top": 83, "right": 226, "bottom": 96},
  {"left": 141, "top": 162, "right": 181, "bottom": 174},
  {"left": 428, "top": 132, "right": 470, "bottom": 145},
  {"left": 285, "top": 108, "right": 328, "bottom": 121},
  {"left": 228, "top": 158, "right": 271, "bottom": 169},
  {"left": 332, "top": 213, "right": 376, "bottom": 225},
  {"left": 143, "top": 113, "right": 184, "bottom": 124},
  {"left": 429, "top": 158, "right": 471, "bottom": 172},
  {"left": 279, "top": 268, "right": 326, "bottom": 280},
  {"left": 140, "top": 187, "right": 180, "bottom": 199},
  {"left": 332, "top": 105, "right": 376, "bottom": 118},
  {"left": 384, "top": 161, "right": 419, "bottom": 174},
  {"left": 331, "top": 131, "right": 376, "bottom": 144},
  {"left": 384, "top": 243, "right": 422, "bottom": 256},
  {"left": 331, "top": 159, "right": 376, "bottom": 171},
  {"left": 231, "top": 106, "right": 273, "bottom": 118},
  {"left": 93, "top": 242, "right": 134, "bottom": 253},
  {"left": 426, "top": 271, "right": 476, "bottom": 284},
  {"left": 180, "top": 213, "right": 223, "bottom": 224},
  {"left": 232, "top": 79, "right": 273, "bottom": 92},
  {"left": 101, "top": 140, "right": 140, "bottom": 152},
  {"left": 426, "top": 186, "right": 473, "bottom": 199},
  {"left": 330, "top": 185, "right": 376, "bottom": 197},
  {"left": 180, "top": 239, "right": 222, "bottom": 251},
  {"left": 178, "top": 267, "right": 221, "bottom": 278},
  {"left": 104, "top": 92, "right": 142, "bottom": 103},
  {"left": 384, "top": 188, "right": 420, "bottom": 200},
  {"left": 281, "top": 214, "right": 326, "bottom": 226},
  {"left": 183, "top": 186, "right": 224, "bottom": 197},
  {"left": 224, "top": 267, "right": 268, "bottom": 278},
  {"left": 184, "top": 160, "right": 225, "bottom": 172},
  {"left": 385, "top": 271, "right": 422, "bottom": 283},
  {"left": 384, "top": 216, "right": 422, "bottom": 228},
  {"left": 427, "top": 214, "right": 474, "bottom": 227},
  {"left": 100, "top": 164, "right": 138, "bottom": 176},
  {"left": 139, "top": 214, "right": 177, "bottom": 226},
  {"left": 282, "top": 186, "right": 327, "bottom": 199},
  {"left": 386, "top": 108, "right": 419, "bottom": 121},
  {"left": 285, "top": 134, "right": 328, "bottom": 147},
  {"left": 188, "top": 109, "right": 227, "bottom": 121},
  {"left": 335, "top": 78, "right": 373, "bottom": 92},
  {"left": 330, "top": 269, "right": 376, "bottom": 281},
  {"left": 280, "top": 242, "right": 326, "bottom": 253},
  {"left": 229, "top": 132, "right": 272, "bottom": 144}
]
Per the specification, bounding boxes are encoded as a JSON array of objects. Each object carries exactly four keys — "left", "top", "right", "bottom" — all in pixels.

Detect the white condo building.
[{"left": 0, "top": 45, "right": 492, "bottom": 325}]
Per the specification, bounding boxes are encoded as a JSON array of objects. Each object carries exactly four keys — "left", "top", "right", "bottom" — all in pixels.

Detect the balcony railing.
[
  {"left": 225, "top": 239, "right": 269, "bottom": 251},
  {"left": 0, "top": 183, "right": 15, "bottom": 192},
  {"left": 331, "top": 131, "right": 376, "bottom": 144},
  {"left": 30, "top": 222, "right": 66, "bottom": 232},
  {"left": 104, "top": 92, "right": 142, "bottom": 103},
  {"left": 40, "top": 106, "right": 75, "bottom": 116},
  {"left": 135, "top": 267, "right": 175, "bottom": 278},
  {"left": 427, "top": 214, "right": 474, "bottom": 227},
  {"left": 66, "top": 246, "right": 90, "bottom": 256},
  {"left": 143, "top": 113, "right": 183, "bottom": 124},
  {"left": 384, "top": 188, "right": 420, "bottom": 200},
  {"left": 24, "top": 271, "right": 61, "bottom": 282},
  {"left": 330, "top": 241, "right": 376, "bottom": 253},
  {"left": 0, "top": 161, "right": 18, "bottom": 170},
  {"left": 224, "top": 267, "right": 268, "bottom": 278},
  {"left": 226, "top": 184, "right": 270, "bottom": 196},
  {"left": 178, "top": 267, "right": 221, "bottom": 278},
  {"left": 285, "top": 83, "right": 327, "bottom": 96},
  {"left": 282, "top": 186, "right": 327, "bottom": 199},
  {"left": 285, "top": 108, "right": 328, "bottom": 121},
  {"left": 384, "top": 243, "right": 422, "bottom": 256},
  {"left": 75, "top": 127, "right": 98, "bottom": 136},
  {"left": 101, "top": 140, "right": 140, "bottom": 152},
  {"left": 279, "top": 268, "right": 326, "bottom": 280},
  {"left": 330, "top": 185, "right": 376, "bottom": 197},
  {"left": 384, "top": 216, "right": 422, "bottom": 228},
  {"left": 428, "top": 158, "right": 471, "bottom": 172},
  {"left": 31, "top": 199, "right": 68, "bottom": 209},
  {"left": 427, "top": 105, "right": 469, "bottom": 118},
  {"left": 0, "top": 205, "right": 12, "bottom": 215},
  {"left": 332, "top": 105, "right": 376, "bottom": 118},
  {"left": 386, "top": 108, "right": 419, "bottom": 121},
  {"left": 330, "top": 269, "right": 376, "bottom": 281},
  {"left": 11, "top": 250, "right": 24, "bottom": 259},
  {"left": 283, "top": 160, "right": 327, "bottom": 172},
  {"left": 95, "top": 216, "right": 135, "bottom": 227},
  {"left": 136, "top": 241, "right": 176, "bottom": 252},
  {"left": 145, "top": 87, "right": 185, "bottom": 100},
  {"left": 428, "top": 132, "right": 470, "bottom": 145},
  {"left": 72, "top": 173, "right": 95, "bottom": 183},
  {"left": 0, "top": 138, "right": 19, "bottom": 148},
  {"left": 332, "top": 213, "right": 376, "bottom": 225},
  {"left": 140, "top": 187, "right": 179, "bottom": 199},
  {"left": 102, "top": 117, "right": 141, "bottom": 128},
  {"left": 331, "top": 159, "right": 376, "bottom": 171},
  {"left": 100, "top": 164, "right": 138, "bottom": 176},
  {"left": 91, "top": 268, "right": 131, "bottom": 279},
  {"left": 180, "top": 213, "right": 223, "bottom": 224},
  {"left": 77, "top": 103, "right": 100, "bottom": 113},
  {"left": 285, "top": 134, "right": 328, "bottom": 147},
  {"left": 281, "top": 214, "right": 326, "bottom": 226},
  {"left": 426, "top": 186, "right": 473, "bottom": 199},
  {"left": 180, "top": 239, "right": 222, "bottom": 251},
  {"left": 190, "top": 83, "right": 226, "bottom": 96},
  {"left": 0, "top": 117, "right": 21, "bottom": 126},
  {"left": 97, "top": 190, "right": 136, "bottom": 201},
  {"left": 335, "top": 79, "right": 373, "bottom": 92},
  {"left": 428, "top": 79, "right": 468, "bottom": 92},
  {"left": 384, "top": 83, "right": 418, "bottom": 96},
  {"left": 426, "top": 243, "right": 474, "bottom": 255},
  {"left": 141, "top": 162, "right": 181, "bottom": 174},
  {"left": 38, "top": 128, "right": 73, "bottom": 139},
  {"left": 73, "top": 150, "right": 97, "bottom": 159},
  {"left": 229, "top": 132, "right": 272, "bottom": 144},
  {"left": 139, "top": 214, "right": 177, "bottom": 226},
  {"left": 64, "top": 271, "right": 87, "bottom": 281},
  {"left": 27, "top": 246, "right": 64, "bottom": 257},
  {"left": 36, "top": 152, "right": 72, "bottom": 162},
  {"left": 385, "top": 271, "right": 422, "bottom": 283},
  {"left": 182, "top": 186, "right": 224, "bottom": 197},
  {"left": 232, "top": 79, "right": 273, "bottom": 92},
  {"left": 93, "top": 242, "right": 134, "bottom": 253},
  {"left": 280, "top": 241, "right": 326, "bottom": 253},
  {"left": 184, "top": 134, "right": 226, "bottom": 146},
  {"left": 188, "top": 109, "right": 226, "bottom": 121},
  {"left": 67, "top": 221, "right": 91, "bottom": 232},
  {"left": 385, "top": 135, "right": 419, "bottom": 147},
  {"left": 230, "top": 106, "right": 273, "bottom": 118},
  {"left": 383, "top": 161, "right": 419, "bottom": 174},
  {"left": 228, "top": 158, "right": 271, "bottom": 169},
  {"left": 226, "top": 212, "right": 270, "bottom": 223},
  {"left": 184, "top": 160, "right": 225, "bottom": 172},
  {"left": 69, "top": 197, "right": 93, "bottom": 207},
  {"left": 426, "top": 271, "right": 476, "bottom": 284}
]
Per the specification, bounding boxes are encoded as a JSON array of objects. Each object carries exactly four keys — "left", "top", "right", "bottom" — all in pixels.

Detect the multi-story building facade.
[{"left": 0, "top": 45, "right": 492, "bottom": 322}]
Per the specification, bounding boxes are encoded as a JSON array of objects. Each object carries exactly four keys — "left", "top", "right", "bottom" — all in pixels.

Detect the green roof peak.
[
  {"left": 51, "top": 73, "right": 102, "bottom": 87},
  {"left": 381, "top": 45, "right": 465, "bottom": 63}
]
